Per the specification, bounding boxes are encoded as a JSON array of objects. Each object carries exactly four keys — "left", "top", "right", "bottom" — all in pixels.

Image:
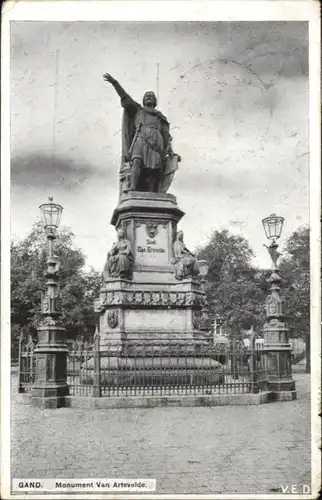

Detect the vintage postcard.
[{"left": 1, "top": 1, "right": 320, "bottom": 499}]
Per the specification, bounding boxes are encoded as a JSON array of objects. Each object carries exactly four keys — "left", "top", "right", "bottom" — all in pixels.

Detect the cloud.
[
  {"left": 11, "top": 152, "right": 110, "bottom": 191},
  {"left": 212, "top": 21, "right": 308, "bottom": 78}
]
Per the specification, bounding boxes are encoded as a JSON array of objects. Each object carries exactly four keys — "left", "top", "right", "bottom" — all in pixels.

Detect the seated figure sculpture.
[
  {"left": 173, "top": 230, "right": 199, "bottom": 280},
  {"left": 103, "top": 227, "right": 134, "bottom": 280}
]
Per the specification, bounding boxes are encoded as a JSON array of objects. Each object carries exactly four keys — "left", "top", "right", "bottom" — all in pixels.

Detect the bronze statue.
[
  {"left": 173, "top": 230, "right": 199, "bottom": 280},
  {"left": 103, "top": 73, "right": 180, "bottom": 194},
  {"left": 103, "top": 227, "right": 134, "bottom": 280}
]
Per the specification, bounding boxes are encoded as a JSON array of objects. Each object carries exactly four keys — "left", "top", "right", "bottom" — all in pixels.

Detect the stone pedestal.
[
  {"left": 99, "top": 192, "right": 209, "bottom": 345},
  {"left": 31, "top": 320, "right": 69, "bottom": 408},
  {"left": 95, "top": 192, "right": 216, "bottom": 379},
  {"left": 262, "top": 270, "right": 296, "bottom": 400}
]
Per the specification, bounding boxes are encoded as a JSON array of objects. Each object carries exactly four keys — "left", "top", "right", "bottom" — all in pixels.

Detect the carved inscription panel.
[{"left": 135, "top": 222, "right": 169, "bottom": 267}]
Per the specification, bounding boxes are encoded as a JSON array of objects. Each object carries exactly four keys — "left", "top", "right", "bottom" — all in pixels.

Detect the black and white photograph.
[{"left": 1, "top": 1, "right": 320, "bottom": 499}]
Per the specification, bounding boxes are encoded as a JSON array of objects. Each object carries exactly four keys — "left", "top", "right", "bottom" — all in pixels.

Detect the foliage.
[
  {"left": 195, "top": 226, "right": 310, "bottom": 341},
  {"left": 196, "top": 229, "right": 267, "bottom": 337},
  {"left": 279, "top": 226, "right": 310, "bottom": 338},
  {"left": 11, "top": 223, "right": 102, "bottom": 346}
]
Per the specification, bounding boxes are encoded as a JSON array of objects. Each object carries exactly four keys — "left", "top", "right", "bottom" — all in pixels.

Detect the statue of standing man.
[{"left": 103, "top": 73, "right": 180, "bottom": 194}]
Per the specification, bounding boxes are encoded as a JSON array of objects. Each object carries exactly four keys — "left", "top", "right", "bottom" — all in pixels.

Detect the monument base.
[
  {"left": 31, "top": 383, "right": 69, "bottom": 409},
  {"left": 64, "top": 391, "right": 274, "bottom": 409},
  {"left": 272, "top": 390, "right": 297, "bottom": 402},
  {"left": 267, "top": 378, "right": 296, "bottom": 392},
  {"left": 81, "top": 355, "right": 224, "bottom": 387},
  {"left": 31, "top": 323, "right": 69, "bottom": 408}
]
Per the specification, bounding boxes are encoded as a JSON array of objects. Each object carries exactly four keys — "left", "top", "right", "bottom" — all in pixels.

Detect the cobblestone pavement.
[{"left": 11, "top": 371, "right": 311, "bottom": 495}]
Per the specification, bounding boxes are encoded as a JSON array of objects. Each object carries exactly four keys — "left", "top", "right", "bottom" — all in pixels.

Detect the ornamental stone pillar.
[{"left": 263, "top": 268, "right": 296, "bottom": 400}]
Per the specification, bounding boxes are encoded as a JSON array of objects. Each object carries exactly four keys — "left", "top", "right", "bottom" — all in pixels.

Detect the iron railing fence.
[
  {"left": 66, "top": 338, "right": 268, "bottom": 397},
  {"left": 18, "top": 337, "right": 269, "bottom": 398},
  {"left": 18, "top": 338, "right": 36, "bottom": 393}
]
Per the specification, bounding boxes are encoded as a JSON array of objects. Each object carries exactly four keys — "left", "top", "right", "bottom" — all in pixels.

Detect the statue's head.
[
  {"left": 177, "top": 230, "right": 184, "bottom": 241},
  {"left": 117, "top": 227, "right": 125, "bottom": 239},
  {"left": 143, "top": 91, "right": 157, "bottom": 109}
]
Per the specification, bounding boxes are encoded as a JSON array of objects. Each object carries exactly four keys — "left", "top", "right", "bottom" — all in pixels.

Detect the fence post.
[
  {"left": 93, "top": 333, "right": 101, "bottom": 398},
  {"left": 28, "top": 337, "right": 35, "bottom": 384},
  {"left": 18, "top": 333, "right": 24, "bottom": 393},
  {"left": 249, "top": 333, "right": 259, "bottom": 394},
  {"left": 231, "top": 337, "right": 239, "bottom": 380}
]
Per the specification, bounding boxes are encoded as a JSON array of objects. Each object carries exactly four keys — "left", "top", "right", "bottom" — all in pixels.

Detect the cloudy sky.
[{"left": 10, "top": 21, "right": 309, "bottom": 270}]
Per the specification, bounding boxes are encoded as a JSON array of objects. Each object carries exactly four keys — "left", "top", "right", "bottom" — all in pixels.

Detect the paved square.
[{"left": 11, "top": 371, "right": 310, "bottom": 495}]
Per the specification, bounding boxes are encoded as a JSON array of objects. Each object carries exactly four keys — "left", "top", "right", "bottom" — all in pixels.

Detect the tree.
[
  {"left": 279, "top": 226, "right": 310, "bottom": 371},
  {"left": 11, "top": 223, "right": 102, "bottom": 353},
  {"left": 196, "top": 229, "right": 267, "bottom": 337}
]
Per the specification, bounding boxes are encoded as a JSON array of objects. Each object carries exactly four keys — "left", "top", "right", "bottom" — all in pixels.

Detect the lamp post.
[
  {"left": 31, "top": 197, "right": 69, "bottom": 408},
  {"left": 262, "top": 213, "right": 296, "bottom": 400}
]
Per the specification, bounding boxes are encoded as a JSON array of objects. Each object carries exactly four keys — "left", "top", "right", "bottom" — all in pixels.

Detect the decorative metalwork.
[
  {"left": 39, "top": 197, "right": 63, "bottom": 233},
  {"left": 264, "top": 242, "right": 282, "bottom": 268},
  {"left": 64, "top": 340, "right": 268, "bottom": 398},
  {"left": 18, "top": 338, "right": 36, "bottom": 393},
  {"left": 37, "top": 197, "right": 64, "bottom": 327},
  {"left": 19, "top": 337, "right": 276, "bottom": 398},
  {"left": 262, "top": 213, "right": 284, "bottom": 242}
]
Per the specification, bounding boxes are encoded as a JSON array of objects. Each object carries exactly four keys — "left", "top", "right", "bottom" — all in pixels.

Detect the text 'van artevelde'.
[{"left": 55, "top": 481, "right": 151, "bottom": 489}]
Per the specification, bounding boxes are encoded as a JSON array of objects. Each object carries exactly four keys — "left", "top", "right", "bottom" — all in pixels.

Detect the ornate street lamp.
[
  {"left": 39, "top": 197, "right": 63, "bottom": 321},
  {"left": 39, "top": 196, "right": 63, "bottom": 230},
  {"left": 261, "top": 213, "right": 296, "bottom": 399},
  {"left": 39, "top": 197, "right": 63, "bottom": 259},
  {"left": 31, "top": 197, "right": 69, "bottom": 408},
  {"left": 262, "top": 213, "right": 284, "bottom": 242},
  {"left": 262, "top": 213, "right": 284, "bottom": 269}
]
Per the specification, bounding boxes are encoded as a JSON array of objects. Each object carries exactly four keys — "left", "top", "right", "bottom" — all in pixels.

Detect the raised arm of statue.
[
  {"left": 103, "top": 73, "right": 138, "bottom": 114},
  {"left": 103, "top": 73, "right": 127, "bottom": 99}
]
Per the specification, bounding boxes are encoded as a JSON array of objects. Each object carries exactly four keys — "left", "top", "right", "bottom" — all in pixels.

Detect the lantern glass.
[
  {"left": 39, "top": 197, "right": 63, "bottom": 231},
  {"left": 262, "top": 213, "right": 284, "bottom": 240},
  {"left": 198, "top": 259, "right": 209, "bottom": 278}
]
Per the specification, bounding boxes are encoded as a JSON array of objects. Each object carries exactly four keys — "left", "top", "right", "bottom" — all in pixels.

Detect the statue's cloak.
[
  {"left": 119, "top": 95, "right": 176, "bottom": 193},
  {"left": 120, "top": 99, "right": 169, "bottom": 166}
]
